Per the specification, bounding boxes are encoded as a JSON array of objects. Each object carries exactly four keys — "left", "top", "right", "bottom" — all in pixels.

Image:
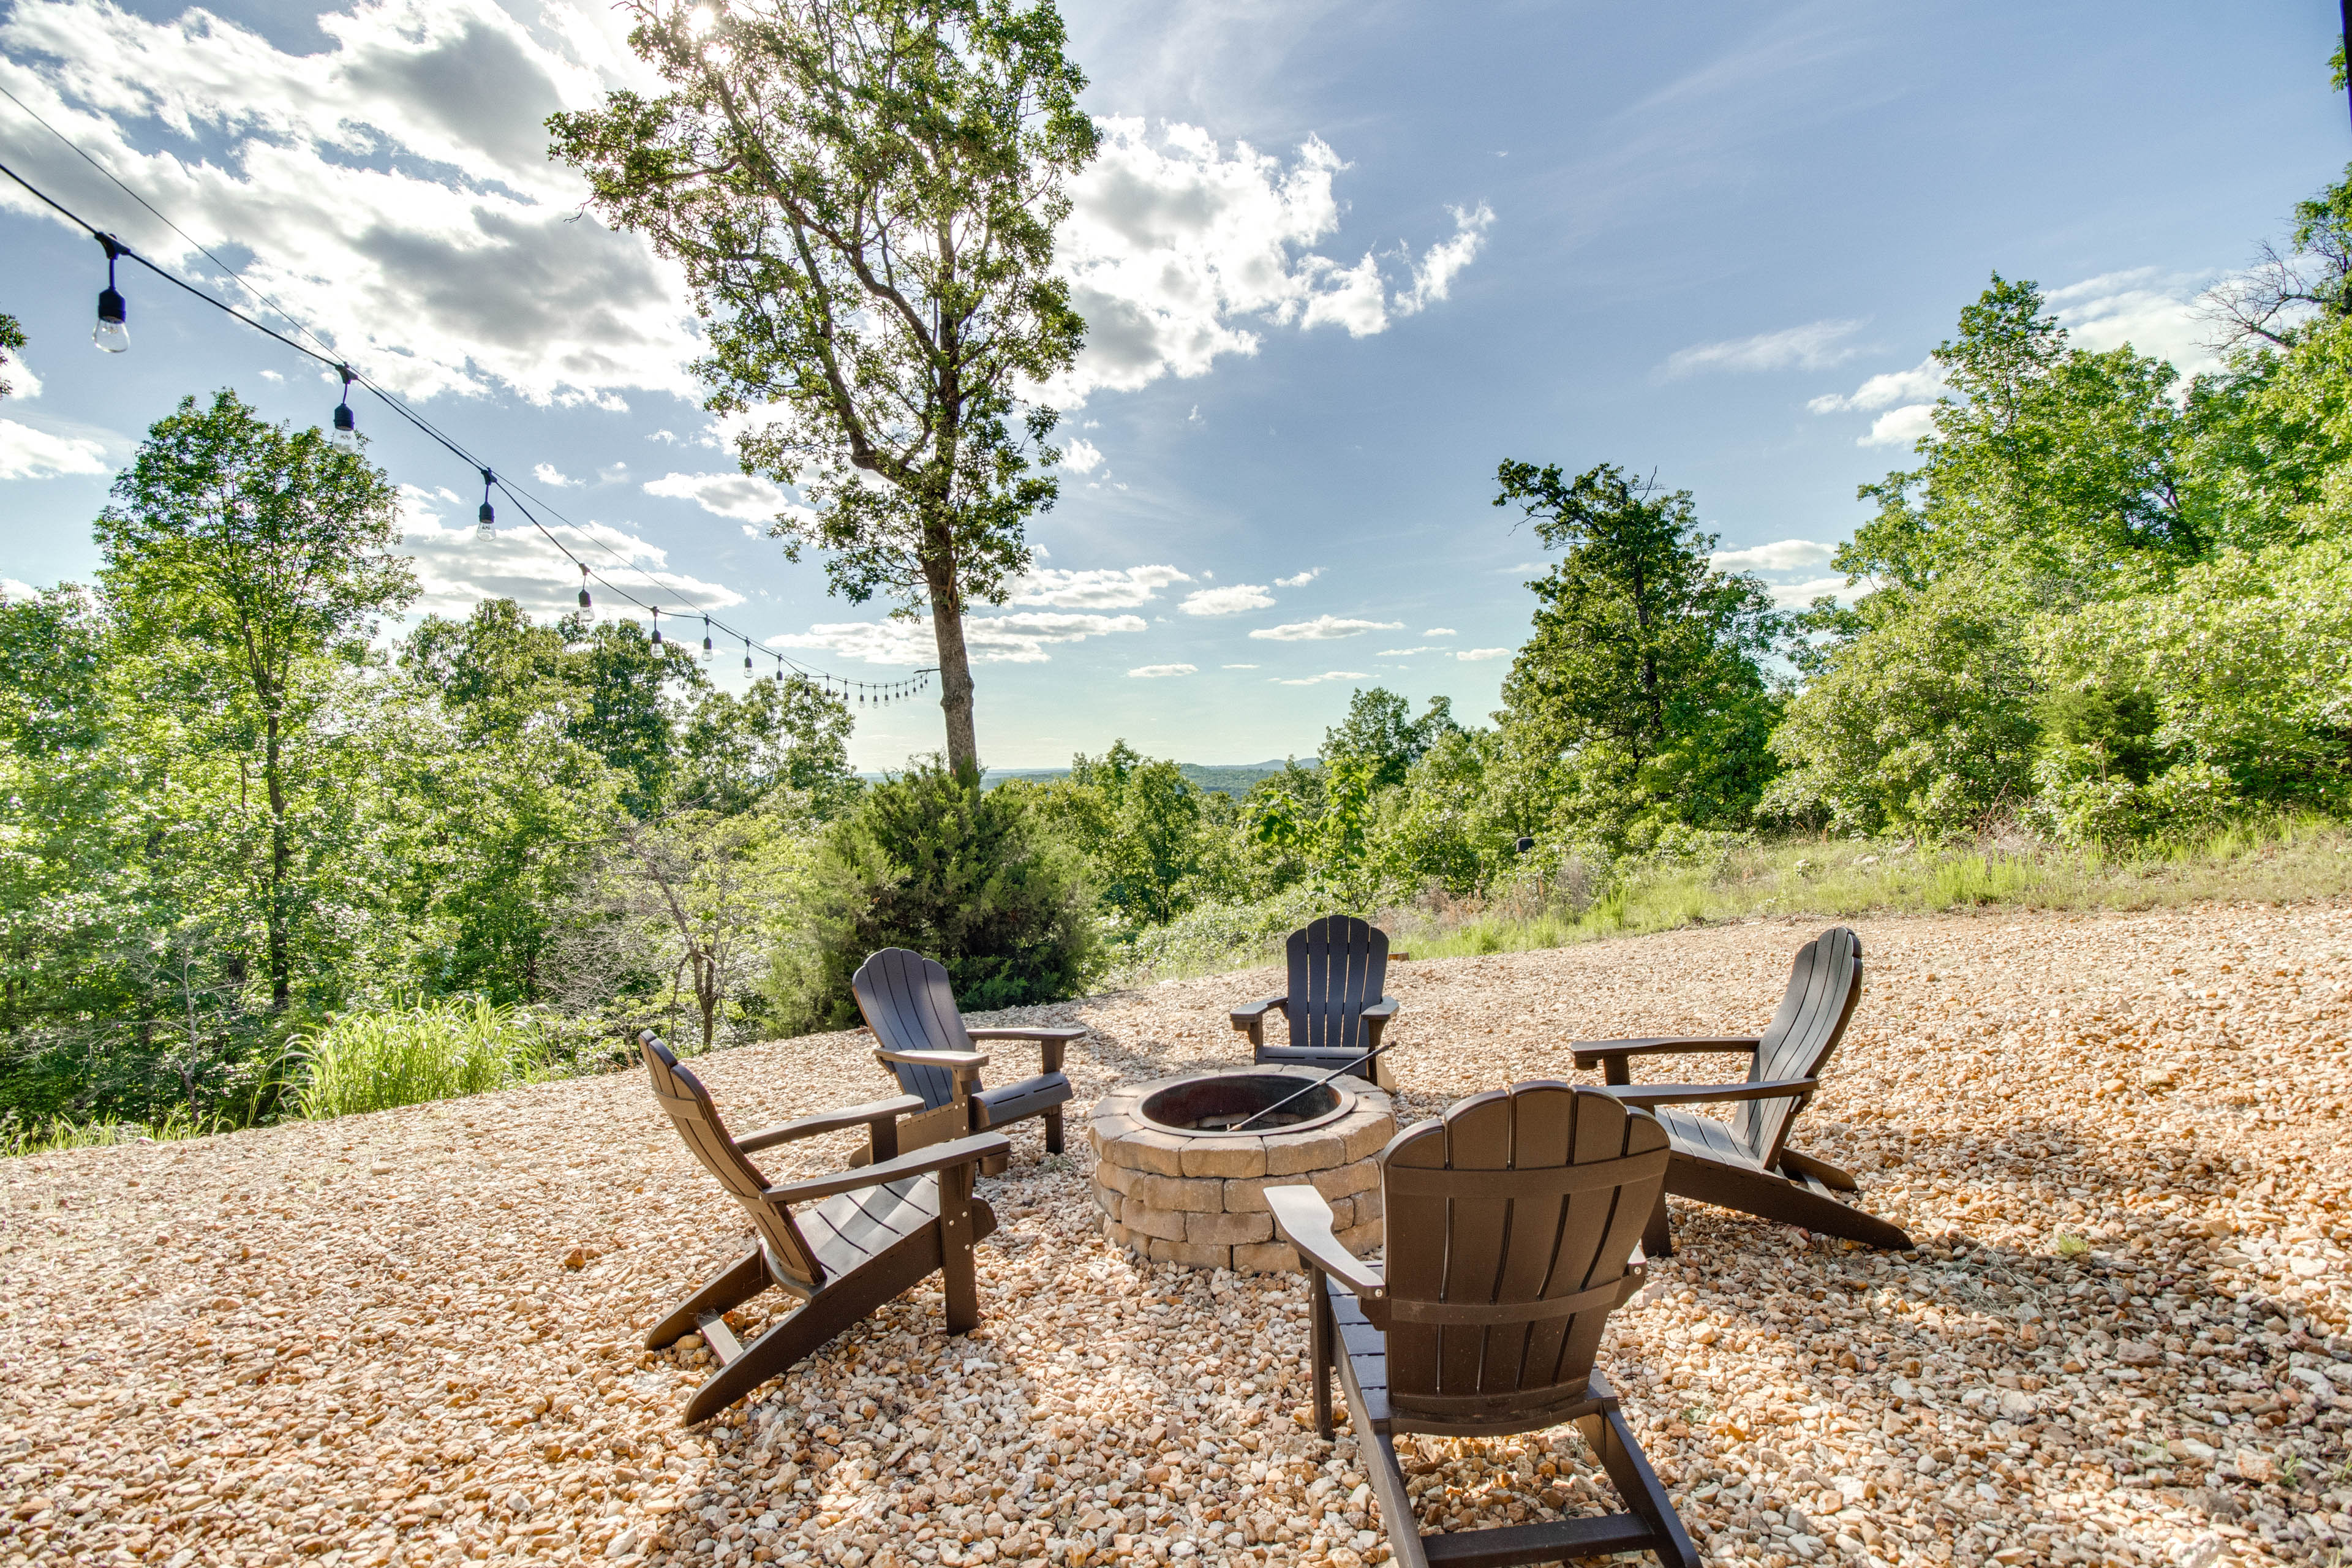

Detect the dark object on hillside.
[
  {"left": 1515, "top": 834, "right": 1536, "bottom": 853},
  {"left": 1572, "top": 925, "right": 1910, "bottom": 1253},
  {"left": 638, "top": 1031, "right": 1006, "bottom": 1423},
  {"left": 853, "top": 948, "right": 1082, "bottom": 1176},
  {"left": 1231, "top": 916, "right": 1400, "bottom": 1091},
  {"left": 1266, "top": 1083, "right": 1699, "bottom": 1568}
]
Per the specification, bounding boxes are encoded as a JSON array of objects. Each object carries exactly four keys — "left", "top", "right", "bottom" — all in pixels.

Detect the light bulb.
[
  {"left": 650, "top": 608, "right": 663, "bottom": 647},
  {"left": 476, "top": 468, "right": 496, "bottom": 541},
  {"left": 578, "top": 567, "right": 592, "bottom": 611},
  {"left": 93, "top": 286, "right": 128, "bottom": 353},
  {"left": 331, "top": 403, "right": 358, "bottom": 449}
]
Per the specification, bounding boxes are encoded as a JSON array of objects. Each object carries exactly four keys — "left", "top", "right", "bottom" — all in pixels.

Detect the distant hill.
[{"left": 967, "top": 760, "right": 1302, "bottom": 796}]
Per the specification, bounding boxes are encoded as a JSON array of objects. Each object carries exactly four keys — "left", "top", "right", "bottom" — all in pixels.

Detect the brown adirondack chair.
[
  {"left": 639, "top": 1031, "right": 1009, "bottom": 1423},
  {"left": 1229, "top": 915, "right": 1400, "bottom": 1091},
  {"left": 1573, "top": 925, "right": 1910, "bottom": 1254},
  {"left": 1266, "top": 1083, "right": 1697, "bottom": 1568},
  {"left": 851, "top": 948, "right": 1082, "bottom": 1175}
]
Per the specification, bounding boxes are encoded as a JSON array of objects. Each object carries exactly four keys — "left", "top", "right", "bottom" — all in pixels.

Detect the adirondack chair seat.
[
  {"left": 1232, "top": 916, "right": 1401, "bottom": 1091},
  {"left": 1572, "top": 927, "right": 1911, "bottom": 1255},
  {"left": 1267, "top": 1083, "right": 1700, "bottom": 1568},
  {"left": 854, "top": 951, "right": 1085, "bottom": 1172}
]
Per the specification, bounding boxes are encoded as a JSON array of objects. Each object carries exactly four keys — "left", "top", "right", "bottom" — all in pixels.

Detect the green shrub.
[
  {"left": 797, "top": 760, "right": 1101, "bottom": 1025},
  {"left": 294, "top": 997, "right": 551, "bottom": 1120}
]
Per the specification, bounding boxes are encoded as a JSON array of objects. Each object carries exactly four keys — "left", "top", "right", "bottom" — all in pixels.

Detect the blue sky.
[{"left": 1, "top": 0, "right": 2343, "bottom": 767}]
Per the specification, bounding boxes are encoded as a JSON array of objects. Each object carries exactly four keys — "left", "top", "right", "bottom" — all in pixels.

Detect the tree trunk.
[
  {"left": 923, "top": 521, "right": 980, "bottom": 778},
  {"left": 263, "top": 709, "right": 291, "bottom": 1010}
]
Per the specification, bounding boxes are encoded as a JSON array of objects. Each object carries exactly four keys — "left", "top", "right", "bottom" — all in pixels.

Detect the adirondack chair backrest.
[
  {"left": 1378, "top": 1084, "right": 1668, "bottom": 1434},
  {"left": 1283, "top": 916, "right": 1389, "bottom": 1055},
  {"left": 1730, "top": 926, "right": 1864, "bottom": 1169},
  {"left": 641, "top": 1036, "right": 824, "bottom": 1293},
  {"left": 851, "top": 948, "right": 978, "bottom": 1112}
]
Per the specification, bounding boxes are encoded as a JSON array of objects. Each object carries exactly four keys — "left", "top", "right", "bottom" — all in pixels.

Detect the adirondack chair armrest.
[
  {"left": 1361, "top": 998, "right": 1398, "bottom": 1020},
  {"left": 967, "top": 1027, "right": 1087, "bottom": 1074},
  {"left": 874, "top": 1047, "right": 991, "bottom": 1072},
  {"left": 736, "top": 1094, "right": 925, "bottom": 1153},
  {"left": 1231, "top": 997, "right": 1286, "bottom": 1049},
  {"left": 1571, "top": 1036, "right": 1762, "bottom": 1071},
  {"left": 1264, "top": 1184, "right": 1385, "bottom": 1297},
  {"left": 1592, "top": 1076, "right": 1819, "bottom": 1109},
  {"left": 761, "top": 1131, "right": 1012, "bottom": 1207}
]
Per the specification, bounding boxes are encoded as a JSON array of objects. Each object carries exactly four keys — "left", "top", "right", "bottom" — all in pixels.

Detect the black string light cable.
[{"left": 0, "top": 146, "right": 941, "bottom": 709}]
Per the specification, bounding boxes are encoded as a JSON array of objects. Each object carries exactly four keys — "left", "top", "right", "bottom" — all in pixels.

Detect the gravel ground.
[{"left": 4, "top": 905, "right": 2349, "bottom": 1568}]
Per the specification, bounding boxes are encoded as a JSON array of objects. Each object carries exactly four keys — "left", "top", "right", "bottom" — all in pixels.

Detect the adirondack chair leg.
[
  {"left": 1042, "top": 1104, "right": 1065, "bottom": 1156},
  {"left": 1643, "top": 1189, "right": 1673, "bottom": 1261},
  {"left": 646, "top": 1245, "right": 770, "bottom": 1351},
  {"left": 938, "top": 1161, "right": 982, "bottom": 1335},
  {"left": 1672, "top": 1158, "right": 1913, "bottom": 1251},
  {"left": 1576, "top": 1407, "right": 1701, "bottom": 1568},
  {"left": 1777, "top": 1146, "right": 1858, "bottom": 1191},
  {"left": 1358, "top": 1427, "right": 1431, "bottom": 1568},
  {"left": 1309, "top": 1268, "right": 1336, "bottom": 1441}
]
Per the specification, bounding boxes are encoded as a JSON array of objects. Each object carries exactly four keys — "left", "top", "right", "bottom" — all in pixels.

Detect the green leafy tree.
[
  {"left": 0, "top": 313, "right": 24, "bottom": 401},
  {"left": 1493, "top": 460, "right": 1783, "bottom": 839},
  {"left": 798, "top": 758, "right": 1098, "bottom": 1022},
  {"left": 549, "top": 0, "right": 1099, "bottom": 776},
  {"left": 1031, "top": 741, "right": 1205, "bottom": 926},
  {"left": 96, "top": 390, "right": 413, "bottom": 1009},
  {"left": 1322, "top": 687, "right": 1458, "bottom": 790}
]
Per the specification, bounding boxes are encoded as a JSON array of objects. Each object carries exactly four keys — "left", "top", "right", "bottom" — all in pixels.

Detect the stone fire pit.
[{"left": 1089, "top": 1067, "right": 1395, "bottom": 1272}]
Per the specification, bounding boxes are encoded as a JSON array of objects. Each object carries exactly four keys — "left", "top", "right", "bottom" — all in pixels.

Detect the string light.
[
  {"left": 331, "top": 364, "right": 358, "bottom": 449},
  {"left": 92, "top": 233, "right": 127, "bottom": 353},
  {"left": 0, "top": 149, "right": 949, "bottom": 710},
  {"left": 742, "top": 637, "right": 753, "bottom": 674},
  {"left": 701, "top": 616, "right": 714, "bottom": 660}
]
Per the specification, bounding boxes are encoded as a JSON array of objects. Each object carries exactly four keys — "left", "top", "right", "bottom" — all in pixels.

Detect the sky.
[{"left": 1, "top": 0, "right": 2344, "bottom": 769}]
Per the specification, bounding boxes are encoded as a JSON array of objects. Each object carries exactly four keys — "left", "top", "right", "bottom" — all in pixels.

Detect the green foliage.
[
  {"left": 797, "top": 758, "right": 1100, "bottom": 1025},
  {"left": 294, "top": 998, "right": 552, "bottom": 1120},
  {"left": 1029, "top": 741, "right": 1210, "bottom": 926},
  {"left": 1322, "top": 688, "right": 1458, "bottom": 790},
  {"left": 1492, "top": 460, "right": 1784, "bottom": 841},
  {"left": 548, "top": 0, "right": 1101, "bottom": 773},
  {"left": 0, "top": 312, "right": 23, "bottom": 401}
]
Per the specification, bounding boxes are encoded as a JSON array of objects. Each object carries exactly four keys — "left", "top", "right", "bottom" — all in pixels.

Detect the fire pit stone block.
[{"left": 1088, "top": 1068, "right": 1395, "bottom": 1273}]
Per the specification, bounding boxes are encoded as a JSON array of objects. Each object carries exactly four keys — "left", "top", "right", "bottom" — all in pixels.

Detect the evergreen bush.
[{"left": 799, "top": 760, "right": 1101, "bottom": 1027}]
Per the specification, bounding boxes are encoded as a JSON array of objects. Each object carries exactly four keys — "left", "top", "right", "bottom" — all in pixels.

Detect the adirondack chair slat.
[
  {"left": 1573, "top": 927, "right": 1909, "bottom": 1254},
  {"left": 639, "top": 1033, "right": 1008, "bottom": 1423},
  {"left": 1268, "top": 1084, "right": 1698, "bottom": 1568},
  {"left": 853, "top": 949, "right": 1077, "bottom": 1168}
]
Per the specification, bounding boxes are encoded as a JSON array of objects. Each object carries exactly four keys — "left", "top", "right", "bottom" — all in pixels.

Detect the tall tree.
[
  {"left": 1493, "top": 460, "right": 1783, "bottom": 835},
  {"left": 549, "top": 0, "right": 1099, "bottom": 776},
  {"left": 0, "top": 313, "right": 25, "bottom": 401},
  {"left": 96, "top": 391, "right": 412, "bottom": 1008},
  {"left": 1322, "top": 687, "right": 1458, "bottom": 790}
]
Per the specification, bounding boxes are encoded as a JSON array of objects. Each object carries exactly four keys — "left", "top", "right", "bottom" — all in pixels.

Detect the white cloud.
[
  {"left": 1050, "top": 119, "right": 1493, "bottom": 400},
  {"left": 1, "top": 578, "right": 40, "bottom": 601},
  {"left": 395, "top": 484, "right": 740, "bottom": 620},
  {"left": 1397, "top": 203, "right": 1494, "bottom": 315},
  {"left": 2048, "top": 268, "right": 2221, "bottom": 374},
  {"left": 1249, "top": 615, "right": 1403, "bottom": 641},
  {"left": 643, "top": 470, "right": 797, "bottom": 522},
  {"left": 1270, "top": 669, "right": 1369, "bottom": 686},
  {"left": 771, "top": 611, "right": 1146, "bottom": 666},
  {"left": 1424, "top": 627, "right": 1457, "bottom": 636},
  {"left": 1664, "top": 318, "right": 1866, "bottom": 377},
  {"left": 1711, "top": 539, "right": 1835, "bottom": 573},
  {"left": 1455, "top": 647, "right": 1509, "bottom": 662},
  {"left": 1376, "top": 647, "right": 1436, "bottom": 657},
  {"left": 1221, "top": 662, "right": 1257, "bottom": 669},
  {"left": 0, "top": 418, "right": 109, "bottom": 480},
  {"left": 647, "top": 429, "right": 679, "bottom": 443},
  {"left": 1059, "top": 436, "right": 1104, "bottom": 474},
  {"left": 1766, "top": 575, "right": 1858, "bottom": 608},
  {"left": 1807, "top": 356, "right": 1942, "bottom": 414},
  {"left": 1128, "top": 663, "right": 1196, "bottom": 678},
  {"left": 1273, "top": 567, "right": 1323, "bottom": 588},
  {"left": 533, "top": 462, "right": 581, "bottom": 488},
  {"left": 0, "top": 0, "right": 698, "bottom": 407},
  {"left": 1858, "top": 404, "right": 1937, "bottom": 449},
  {"left": 5, "top": 356, "right": 46, "bottom": 400},
  {"left": 1182, "top": 582, "right": 1277, "bottom": 616},
  {"left": 1011, "top": 565, "right": 1191, "bottom": 609}
]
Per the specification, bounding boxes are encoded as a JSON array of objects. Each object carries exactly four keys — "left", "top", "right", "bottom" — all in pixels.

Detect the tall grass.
[
  {"left": 1109, "top": 812, "right": 2352, "bottom": 983},
  {"left": 294, "top": 997, "right": 552, "bottom": 1120},
  {"left": 0, "top": 1109, "right": 219, "bottom": 1158}
]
